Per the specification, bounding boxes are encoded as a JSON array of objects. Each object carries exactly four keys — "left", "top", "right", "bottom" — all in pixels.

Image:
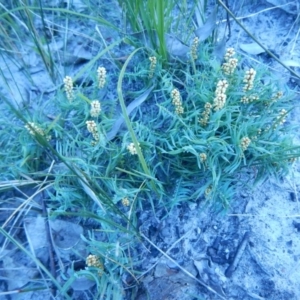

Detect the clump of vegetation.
[{"left": 1, "top": 0, "right": 300, "bottom": 299}]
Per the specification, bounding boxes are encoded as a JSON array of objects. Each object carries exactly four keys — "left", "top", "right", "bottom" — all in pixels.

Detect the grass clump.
[
  {"left": 1, "top": 1, "right": 300, "bottom": 299},
  {"left": 143, "top": 45, "right": 300, "bottom": 209},
  {"left": 52, "top": 39, "right": 299, "bottom": 214},
  {"left": 99, "top": 43, "right": 299, "bottom": 212}
]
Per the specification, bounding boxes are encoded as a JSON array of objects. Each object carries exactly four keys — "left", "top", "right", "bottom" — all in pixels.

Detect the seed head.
[
  {"left": 86, "top": 254, "right": 104, "bottom": 276},
  {"left": 199, "top": 102, "right": 212, "bottom": 126},
  {"left": 86, "top": 120, "right": 100, "bottom": 145},
  {"left": 171, "top": 88, "right": 184, "bottom": 115},
  {"left": 275, "top": 109, "right": 287, "bottom": 126},
  {"left": 63, "top": 76, "right": 74, "bottom": 102},
  {"left": 224, "top": 48, "right": 235, "bottom": 61},
  {"left": 127, "top": 142, "right": 140, "bottom": 155},
  {"left": 97, "top": 67, "right": 107, "bottom": 88},
  {"left": 190, "top": 37, "right": 200, "bottom": 60},
  {"left": 240, "top": 136, "right": 251, "bottom": 151},
  {"left": 240, "top": 94, "right": 259, "bottom": 104},
  {"left": 149, "top": 56, "right": 157, "bottom": 78},
  {"left": 25, "top": 122, "right": 51, "bottom": 141},
  {"left": 213, "top": 80, "right": 228, "bottom": 111},
  {"left": 243, "top": 68, "right": 256, "bottom": 92},
  {"left": 199, "top": 153, "right": 207, "bottom": 162},
  {"left": 122, "top": 197, "right": 130, "bottom": 206},
  {"left": 222, "top": 58, "right": 238, "bottom": 75},
  {"left": 90, "top": 100, "right": 101, "bottom": 117}
]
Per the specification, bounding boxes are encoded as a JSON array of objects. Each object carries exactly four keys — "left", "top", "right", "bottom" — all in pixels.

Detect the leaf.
[
  {"left": 194, "top": 0, "right": 206, "bottom": 27},
  {"left": 24, "top": 216, "right": 84, "bottom": 253},
  {"left": 165, "top": 34, "right": 190, "bottom": 60},
  {"left": 214, "top": 36, "right": 226, "bottom": 61},
  {"left": 106, "top": 85, "right": 154, "bottom": 141},
  {"left": 71, "top": 276, "right": 96, "bottom": 291},
  {"left": 50, "top": 219, "right": 83, "bottom": 249},
  {"left": 2, "top": 256, "right": 38, "bottom": 290},
  {"left": 65, "top": 269, "right": 96, "bottom": 291},
  {"left": 24, "top": 216, "right": 47, "bottom": 249},
  {"left": 194, "top": 7, "right": 217, "bottom": 42},
  {"left": 78, "top": 173, "right": 106, "bottom": 212},
  {"left": 240, "top": 43, "right": 265, "bottom": 55},
  {"left": 281, "top": 59, "right": 300, "bottom": 68}
]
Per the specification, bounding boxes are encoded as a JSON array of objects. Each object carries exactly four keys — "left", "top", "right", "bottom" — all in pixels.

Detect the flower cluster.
[
  {"left": 171, "top": 88, "right": 184, "bottom": 115},
  {"left": 90, "top": 100, "right": 101, "bottom": 117},
  {"left": 240, "top": 136, "right": 251, "bottom": 152},
  {"left": 272, "top": 91, "right": 283, "bottom": 101},
  {"left": 63, "top": 76, "right": 74, "bottom": 102},
  {"left": 199, "top": 102, "right": 212, "bottom": 126},
  {"left": 275, "top": 109, "right": 288, "bottom": 126},
  {"left": 213, "top": 80, "right": 228, "bottom": 111},
  {"left": 222, "top": 48, "right": 238, "bottom": 75},
  {"left": 127, "top": 142, "right": 140, "bottom": 155},
  {"left": 86, "top": 120, "right": 100, "bottom": 145},
  {"left": 240, "top": 94, "right": 259, "bottom": 104},
  {"left": 25, "top": 122, "right": 51, "bottom": 141},
  {"left": 224, "top": 47, "right": 235, "bottom": 61},
  {"left": 250, "top": 129, "right": 262, "bottom": 141},
  {"left": 205, "top": 185, "right": 212, "bottom": 199},
  {"left": 86, "top": 254, "right": 104, "bottom": 276},
  {"left": 148, "top": 56, "right": 157, "bottom": 78},
  {"left": 97, "top": 67, "right": 106, "bottom": 88},
  {"left": 199, "top": 153, "right": 207, "bottom": 162},
  {"left": 122, "top": 197, "right": 130, "bottom": 206},
  {"left": 243, "top": 68, "right": 256, "bottom": 92},
  {"left": 269, "top": 91, "right": 283, "bottom": 106},
  {"left": 190, "top": 37, "right": 200, "bottom": 60}
]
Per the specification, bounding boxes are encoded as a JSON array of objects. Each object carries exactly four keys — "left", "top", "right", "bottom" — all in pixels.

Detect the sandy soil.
[{"left": 1, "top": 1, "right": 300, "bottom": 299}]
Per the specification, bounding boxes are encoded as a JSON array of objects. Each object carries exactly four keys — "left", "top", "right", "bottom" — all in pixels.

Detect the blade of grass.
[
  {"left": 0, "top": 6, "right": 119, "bottom": 32},
  {"left": 1, "top": 93, "right": 137, "bottom": 232},
  {"left": 117, "top": 47, "right": 158, "bottom": 197},
  {"left": 0, "top": 226, "right": 72, "bottom": 299}
]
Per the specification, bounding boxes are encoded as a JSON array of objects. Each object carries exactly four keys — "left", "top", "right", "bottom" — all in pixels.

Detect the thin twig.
[
  {"left": 217, "top": 0, "right": 300, "bottom": 80},
  {"left": 217, "top": 1, "right": 296, "bottom": 24},
  {"left": 137, "top": 228, "right": 194, "bottom": 280},
  {"left": 140, "top": 232, "right": 227, "bottom": 300},
  {"left": 42, "top": 196, "right": 57, "bottom": 297},
  {"left": 225, "top": 0, "right": 231, "bottom": 41},
  {"left": 225, "top": 231, "right": 250, "bottom": 278},
  {"left": 41, "top": 161, "right": 57, "bottom": 296}
]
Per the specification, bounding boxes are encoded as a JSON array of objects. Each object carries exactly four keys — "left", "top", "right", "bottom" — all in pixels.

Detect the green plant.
[
  {"left": 118, "top": 0, "right": 207, "bottom": 63},
  {"left": 130, "top": 45, "right": 300, "bottom": 210},
  {"left": 119, "top": 0, "right": 176, "bottom": 61},
  {"left": 95, "top": 43, "right": 299, "bottom": 211},
  {"left": 1, "top": 0, "right": 300, "bottom": 299}
]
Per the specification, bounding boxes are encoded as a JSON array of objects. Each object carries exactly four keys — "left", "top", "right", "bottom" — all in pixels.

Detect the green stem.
[{"left": 117, "top": 47, "right": 159, "bottom": 196}]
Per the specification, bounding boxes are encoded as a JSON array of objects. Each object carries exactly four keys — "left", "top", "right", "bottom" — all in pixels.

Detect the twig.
[
  {"left": 42, "top": 196, "right": 57, "bottom": 297},
  {"left": 225, "top": 0, "right": 231, "bottom": 41},
  {"left": 225, "top": 231, "right": 250, "bottom": 278},
  {"left": 217, "top": 1, "right": 296, "bottom": 24},
  {"left": 40, "top": 162, "right": 57, "bottom": 297},
  {"left": 228, "top": 214, "right": 300, "bottom": 218},
  {"left": 140, "top": 232, "right": 227, "bottom": 300},
  {"left": 217, "top": 0, "right": 300, "bottom": 80},
  {"left": 137, "top": 228, "right": 194, "bottom": 280}
]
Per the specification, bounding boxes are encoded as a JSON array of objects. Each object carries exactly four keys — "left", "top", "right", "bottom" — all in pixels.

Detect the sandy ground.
[{"left": 1, "top": 1, "right": 300, "bottom": 299}]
